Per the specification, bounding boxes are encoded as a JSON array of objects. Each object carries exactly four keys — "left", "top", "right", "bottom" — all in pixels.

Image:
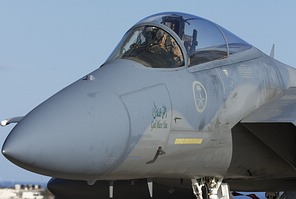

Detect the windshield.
[
  {"left": 109, "top": 26, "right": 184, "bottom": 68},
  {"left": 108, "top": 12, "right": 252, "bottom": 68}
]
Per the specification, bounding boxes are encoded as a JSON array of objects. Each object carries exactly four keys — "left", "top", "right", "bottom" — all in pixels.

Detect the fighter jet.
[{"left": 2, "top": 12, "right": 296, "bottom": 199}]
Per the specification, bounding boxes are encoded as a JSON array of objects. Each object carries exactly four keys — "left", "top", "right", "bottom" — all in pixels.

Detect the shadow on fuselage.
[
  {"left": 48, "top": 178, "right": 195, "bottom": 199},
  {"left": 226, "top": 123, "right": 296, "bottom": 192}
]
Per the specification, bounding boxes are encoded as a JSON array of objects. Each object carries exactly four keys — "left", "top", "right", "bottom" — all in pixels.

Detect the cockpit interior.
[{"left": 108, "top": 12, "right": 252, "bottom": 68}]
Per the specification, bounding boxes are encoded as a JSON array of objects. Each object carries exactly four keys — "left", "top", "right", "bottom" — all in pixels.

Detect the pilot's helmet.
[{"left": 142, "top": 26, "right": 164, "bottom": 45}]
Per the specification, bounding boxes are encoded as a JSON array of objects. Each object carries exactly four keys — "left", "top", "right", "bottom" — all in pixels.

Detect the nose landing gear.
[{"left": 191, "top": 177, "right": 233, "bottom": 199}]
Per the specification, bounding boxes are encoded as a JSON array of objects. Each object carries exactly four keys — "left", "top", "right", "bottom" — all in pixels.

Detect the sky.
[{"left": 0, "top": 0, "right": 296, "bottom": 190}]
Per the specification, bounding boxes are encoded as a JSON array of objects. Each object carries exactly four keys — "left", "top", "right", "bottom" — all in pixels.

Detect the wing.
[{"left": 241, "top": 87, "right": 296, "bottom": 168}]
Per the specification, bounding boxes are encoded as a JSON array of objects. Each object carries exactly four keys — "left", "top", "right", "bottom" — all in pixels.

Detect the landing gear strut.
[{"left": 191, "top": 177, "right": 232, "bottom": 199}]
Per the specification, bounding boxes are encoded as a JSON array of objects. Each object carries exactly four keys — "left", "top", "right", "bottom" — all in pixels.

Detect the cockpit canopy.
[{"left": 108, "top": 12, "right": 252, "bottom": 68}]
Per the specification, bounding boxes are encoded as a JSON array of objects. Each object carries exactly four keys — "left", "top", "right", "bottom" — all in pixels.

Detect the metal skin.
[{"left": 2, "top": 12, "right": 296, "bottom": 198}]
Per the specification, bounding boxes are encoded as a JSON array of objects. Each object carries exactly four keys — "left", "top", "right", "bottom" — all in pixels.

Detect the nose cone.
[{"left": 2, "top": 81, "right": 130, "bottom": 180}]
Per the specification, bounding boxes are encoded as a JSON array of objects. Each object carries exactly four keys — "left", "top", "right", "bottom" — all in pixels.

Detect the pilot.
[
  {"left": 159, "top": 32, "right": 183, "bottom": 66},
  {"left": 138, "top": 26, "right": 184, "bottom": 67},
  {"left": 141, "top": 26, "right": 161, "bottom": 49}
]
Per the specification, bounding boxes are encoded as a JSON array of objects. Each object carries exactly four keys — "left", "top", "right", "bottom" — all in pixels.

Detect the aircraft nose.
[{"left": 2, "top": 81, "right": 130, "bottom": 180}]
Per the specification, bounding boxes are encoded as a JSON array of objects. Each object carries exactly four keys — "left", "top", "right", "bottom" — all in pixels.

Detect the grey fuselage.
[
  {"left": 4, "top": 47, "right": 296, "bottom": 180},
  {"left": 2, "top": 12, "right": 296, "bottom": 191}
]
